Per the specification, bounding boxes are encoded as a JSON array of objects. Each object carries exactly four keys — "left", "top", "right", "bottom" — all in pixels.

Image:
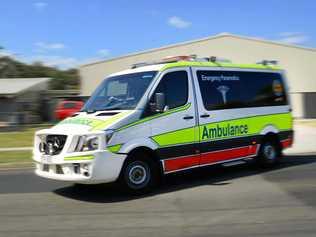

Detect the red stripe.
[
  {"left": 200, "top": 145, "right": 257, "bottom": 165},
  {"left": 249, "top": 144, "right": 258, "bottom": 154},
  {"left": 164, "top": 145, "right": 258, "bottom": 173},
  {"left": 164, "top": 155, "right": 200, "bottom": 173},
  {"left": 281, "top": 138, "right": 293, "bottom": 148}
]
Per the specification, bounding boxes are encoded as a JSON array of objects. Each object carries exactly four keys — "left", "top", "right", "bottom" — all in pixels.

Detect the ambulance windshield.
[{"left": 82, "top": 71, "right": 157, "bottom": 112}]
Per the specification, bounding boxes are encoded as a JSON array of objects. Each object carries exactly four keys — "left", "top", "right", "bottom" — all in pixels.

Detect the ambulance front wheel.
[{"left": 119, "top": 151, "right": 158, "bottom": 194}]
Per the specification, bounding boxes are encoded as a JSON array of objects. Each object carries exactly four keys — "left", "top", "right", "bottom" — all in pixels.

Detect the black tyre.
[
  {"left": 119, "top": 152, "right": 158, "bottom": 194},
  {"left": 256, "top": 139, "right": 281, "bottom": 168}
]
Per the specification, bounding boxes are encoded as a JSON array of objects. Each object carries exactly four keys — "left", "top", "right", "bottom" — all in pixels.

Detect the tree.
[{"left": 0, "top": 56, "right": 80, "bottom": 90}]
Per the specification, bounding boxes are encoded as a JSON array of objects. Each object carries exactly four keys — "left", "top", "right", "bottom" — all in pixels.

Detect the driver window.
[{"left": 146, "top": 71, "right": 188, "bottom": 116}]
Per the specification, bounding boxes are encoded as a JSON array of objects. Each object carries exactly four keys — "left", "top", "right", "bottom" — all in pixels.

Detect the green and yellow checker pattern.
[{"left": 58, "top": 111, "right": 132, "bottom": 131}]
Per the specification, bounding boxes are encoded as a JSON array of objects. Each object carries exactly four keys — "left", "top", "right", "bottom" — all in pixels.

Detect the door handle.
[
  {"left": 200, "top": 114, "right": 210, "bottom": 118},
  {"left": 183, "top": 115, "right": 194, "bottom": 120}
]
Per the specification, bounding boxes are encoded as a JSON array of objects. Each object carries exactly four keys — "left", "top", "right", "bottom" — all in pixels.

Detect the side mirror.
[{"left": 154, "top": 93, "right": 165, "bottom": 113}]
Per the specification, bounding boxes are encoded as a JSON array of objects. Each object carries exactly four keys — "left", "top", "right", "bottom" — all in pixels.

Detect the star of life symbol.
[{"left": 217, "top": 85, "right": 230, "bottom": 104}]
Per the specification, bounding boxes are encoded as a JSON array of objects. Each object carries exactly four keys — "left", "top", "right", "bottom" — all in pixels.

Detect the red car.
[{"left": 55, "top": 100, "right": 84, "bottom": 120}]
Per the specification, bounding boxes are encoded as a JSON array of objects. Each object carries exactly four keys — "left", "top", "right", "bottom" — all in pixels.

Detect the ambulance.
[{"left": 33, "top": 56, "right": 293, "bottom": 192}]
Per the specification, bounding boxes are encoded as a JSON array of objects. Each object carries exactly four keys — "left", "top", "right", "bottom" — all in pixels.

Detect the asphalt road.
[{"left": 0, "top": 154, "right": 316, "bottom": 237}]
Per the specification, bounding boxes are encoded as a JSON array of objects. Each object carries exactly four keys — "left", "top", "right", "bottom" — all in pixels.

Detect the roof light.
[
  {"left": 130, "top": 55, "right": 233, "bottom": 69},
  {"left": 130, "top": 55, "right": 197, "bottom": 69},
  {"left": 161, "top": 55, "right": 195, "bottom": 62}
]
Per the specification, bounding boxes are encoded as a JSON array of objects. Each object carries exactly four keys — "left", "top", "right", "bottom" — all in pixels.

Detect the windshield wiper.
[
  {"left": 102, "top": 107, "right": 123, "bottom": 111},
  {"left": 81, "top": 107, "right": 126, "bottom": 113},
  {"left": 80, "top": 109, "right": 97, "bottom": 114}
]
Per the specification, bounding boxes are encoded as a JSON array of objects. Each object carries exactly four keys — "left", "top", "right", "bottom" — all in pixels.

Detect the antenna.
[
  {"left": 131, "top": 62, "right": 149, "bottom": 69},
  {"left": 208, "top": 56, "right": 231, "bottom": 63},
  {"left": 257, "top": 60, "right": 278, "bottom": 66}
]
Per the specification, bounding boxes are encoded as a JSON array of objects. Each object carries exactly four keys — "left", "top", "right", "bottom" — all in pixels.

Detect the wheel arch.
[
  {"left": 119, "top": 138, "right": 159, "bottom": 154},
  {"left": 260, "top": 125, "right": 279, "bottom": 135},
  {"left": 123, "top": 146, "right": 163, "bottom": 176}
]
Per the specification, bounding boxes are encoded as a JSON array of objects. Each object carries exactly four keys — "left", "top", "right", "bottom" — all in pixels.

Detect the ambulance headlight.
[
  {"left": 74, "top": 135, "right": 100, "bottom": 152},
  {"left": 86, "top": 136, "right": 99, "bottom": 150}
]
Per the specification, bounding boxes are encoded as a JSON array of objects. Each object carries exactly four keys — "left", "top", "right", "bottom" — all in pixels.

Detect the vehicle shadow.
[{"left": 53, "top": 154, "right": 316, "bottom": 203}]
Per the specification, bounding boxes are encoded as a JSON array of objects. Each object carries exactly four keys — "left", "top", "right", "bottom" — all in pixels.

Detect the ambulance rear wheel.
[
  {"left": 256, "top": 139, "right": 281, "bottom": 168},
  {"left": 119, "top": 152, "right": 158, "bottom": 194}
]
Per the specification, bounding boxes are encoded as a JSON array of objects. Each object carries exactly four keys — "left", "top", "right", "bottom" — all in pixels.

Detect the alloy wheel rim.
[
  {"left": 264, "top": 144, "right": 276, "bottom": 160},
  {"left": 128, "top": 164, "right": 148, "bottom": 185}
]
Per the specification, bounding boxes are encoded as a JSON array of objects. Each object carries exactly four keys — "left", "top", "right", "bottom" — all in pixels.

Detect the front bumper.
[{"left": 33, "top": 150, "right": 127, "bottom": 184}]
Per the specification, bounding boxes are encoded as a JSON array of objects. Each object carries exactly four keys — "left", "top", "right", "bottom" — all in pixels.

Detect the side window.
[
  {"left": 197, "top": 70, "right": 287, "bottom": 110},
  {"left": 153, "top": 71, "right": 188, "bottom": 110}
]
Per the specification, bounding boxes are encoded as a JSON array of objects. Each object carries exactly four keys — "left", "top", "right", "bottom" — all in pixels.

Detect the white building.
[{"left": 80, "top": 33, "right": 316, "bottom": 118}]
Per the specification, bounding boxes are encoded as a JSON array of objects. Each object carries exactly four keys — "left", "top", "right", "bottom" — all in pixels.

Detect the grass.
[
  {"left": 0, "top": 151, "right": 32, "bottom": 167},
  {"left": 0, "top": 124, "right": 52, "bottom": 168},
  {"left": 0, "top": 125, "right": 51, "bottom": 148},
  {"left": 0, "top": 125, "right": 51, "bottom": 168}
]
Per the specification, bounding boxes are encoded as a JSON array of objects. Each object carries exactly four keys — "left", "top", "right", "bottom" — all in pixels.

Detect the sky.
[{"left": 0, "top": 0, "right": 315, "bottom": 69}]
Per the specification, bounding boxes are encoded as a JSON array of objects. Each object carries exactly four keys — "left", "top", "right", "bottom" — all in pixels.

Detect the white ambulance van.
[{"left": 33, "top": 56, "right": 293, "bottom": 192}]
